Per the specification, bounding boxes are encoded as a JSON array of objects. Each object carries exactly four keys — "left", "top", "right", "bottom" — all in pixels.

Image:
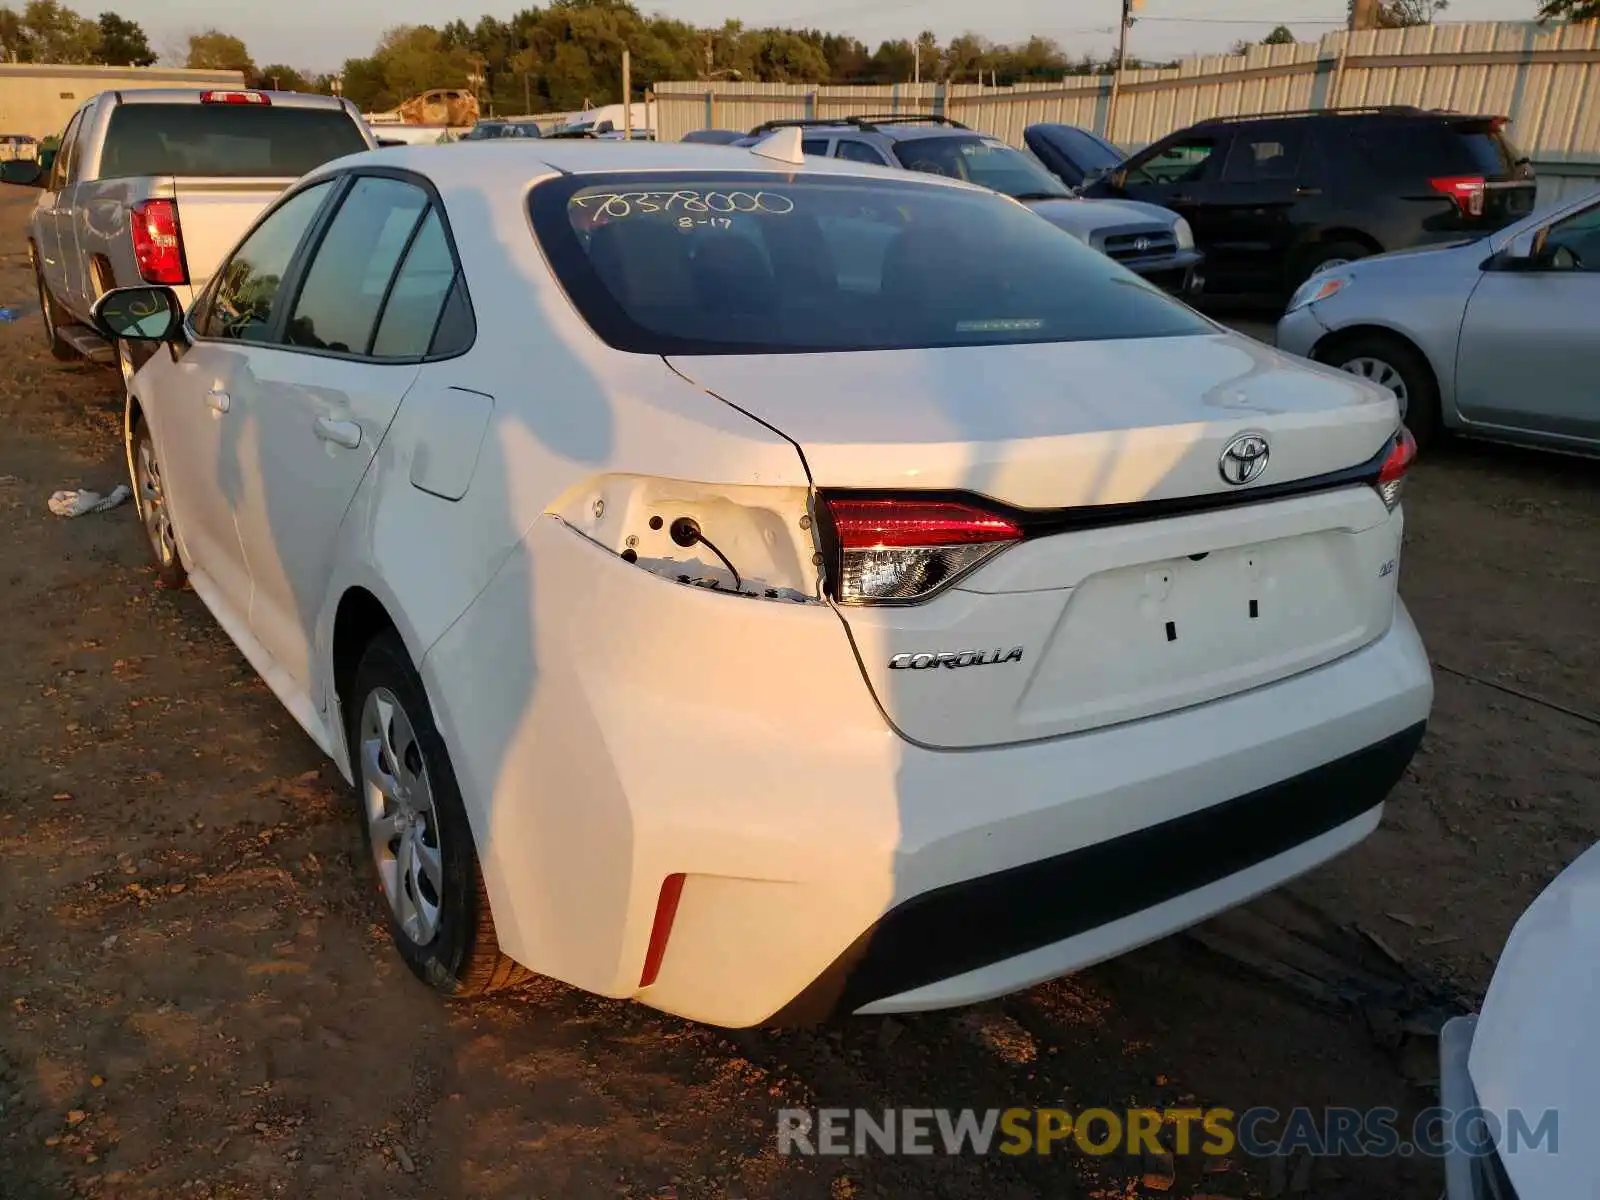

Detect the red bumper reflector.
[{"left": 639, "top": 873, "right": 686, "bottom": 989}]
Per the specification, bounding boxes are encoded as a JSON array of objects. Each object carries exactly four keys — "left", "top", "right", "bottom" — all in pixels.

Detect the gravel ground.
[{"left": 2, "top": 182, "right": 1595, "bottom": 1200}]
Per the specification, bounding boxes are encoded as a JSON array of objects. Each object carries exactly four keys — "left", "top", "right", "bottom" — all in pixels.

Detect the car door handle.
[
  {"left": 1296, "top": 186, "right": 1322, "bottom": 197},
  {"left": 205, "top": 389, "right": 230, "bottom": 413},
  {"left": 314, "top": 416, "right": 362, "bottom": 449}
]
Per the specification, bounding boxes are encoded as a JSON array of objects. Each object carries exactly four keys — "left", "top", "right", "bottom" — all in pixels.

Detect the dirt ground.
[{"left": 1, "top": 181, "right": 1595, "bottom": 1200}]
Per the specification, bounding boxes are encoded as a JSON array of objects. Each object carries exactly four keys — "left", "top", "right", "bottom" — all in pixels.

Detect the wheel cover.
[
  {"left": 134, "top": 438, "right": 178, "bottom": 568},
  {"left": 359, "top": 687, "right": 445, "bottom": 946},
  {"left": 1338, "top": 355, "right": 1409, "bottom": 419}
]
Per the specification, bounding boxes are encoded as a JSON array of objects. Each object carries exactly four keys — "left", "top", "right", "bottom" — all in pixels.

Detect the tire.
[
  {"left": 115, "top": 339, "right": 156, "bottom": 391},
  {"left": 130, "top": 421, "right": 188, "bottom": 588},
  {"left": 1295, "top": 240, "right": 1373, "bottom": 291},
  {"left": 93, "top": 265, "right": 158, "bottom": 390},
  {"left": 31, "top": 247, "right": 74, "bottom": 361},
  {"left": 1316, "top": 331, "right": 1442, "bottom": 451},
  {"left": 346, "top": 631, "right": 530, "bottom": 998}
]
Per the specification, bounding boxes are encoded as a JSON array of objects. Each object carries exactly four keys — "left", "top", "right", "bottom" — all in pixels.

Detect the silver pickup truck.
[{"left": 28, "top": 88, "right": 374, "bottom": 385}]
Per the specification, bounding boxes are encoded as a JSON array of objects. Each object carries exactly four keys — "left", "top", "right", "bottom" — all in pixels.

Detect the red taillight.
[
  {"left": 828, "top": 498, "right": 1021, "bottom": 548},
  {"left": 638, "top": 873, "right": 685, "bottom": 989},
  {"left": 823, "top": 497, "right": 1022, "bottom": 604},
  {"left": 129, "top": 199, "right": 187, "bottom": 285},
  {"left": 1375, "top": 426, "right": 1417, "bottom": 511},
  {"left": 1430, "top": 175, "right": 1486, "bottom": 218},
  {"left": 200, "top": 90, "right": 270, "bottom": 106}
]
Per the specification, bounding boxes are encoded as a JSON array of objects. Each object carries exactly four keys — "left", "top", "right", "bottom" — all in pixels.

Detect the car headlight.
[
  {"left": 1285, "top": 272, "right": 1352, "bottom": 314},
  {"left": 1173, "top": 217, "right": 1194, "bottom": 251}
]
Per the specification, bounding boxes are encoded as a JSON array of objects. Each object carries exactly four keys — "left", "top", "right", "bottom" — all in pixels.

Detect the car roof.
[
  {"left": 344, "top": 138, "right": 989, "bottom": 185},
  {"left": 107, "top": 88, "right": 353, "bottom": 111}
]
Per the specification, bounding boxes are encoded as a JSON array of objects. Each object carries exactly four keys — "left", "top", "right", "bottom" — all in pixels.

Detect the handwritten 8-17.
[{"left": 574, "top": 190, "right": 796, "bottom": 218}]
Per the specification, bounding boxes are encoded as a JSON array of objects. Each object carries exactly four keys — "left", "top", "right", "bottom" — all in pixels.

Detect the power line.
[{"left": 1132, "top": 14, "right": 1349, "bottom": 22}]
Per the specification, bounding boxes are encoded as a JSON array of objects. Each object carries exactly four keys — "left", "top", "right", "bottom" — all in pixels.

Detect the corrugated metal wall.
[
  {"left": 654, "top": 21, "right": 1600, "bottom": 200},
  {"left": 0, "top": 64, "right": 249, "bottom": 139}
]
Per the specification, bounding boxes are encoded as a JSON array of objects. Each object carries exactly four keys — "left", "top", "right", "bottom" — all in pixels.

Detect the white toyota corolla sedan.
[{"left": 92, "top": 133, "right": 1433, "bottom": 1028}]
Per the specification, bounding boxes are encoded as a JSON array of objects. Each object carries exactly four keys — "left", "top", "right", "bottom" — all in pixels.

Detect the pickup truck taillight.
[{"left": 130, "top": 199, "right": 188, "bottom": 285}]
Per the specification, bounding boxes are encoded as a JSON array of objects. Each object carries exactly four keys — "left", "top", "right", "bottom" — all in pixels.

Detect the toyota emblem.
[{"left": 1219, "top": 432, "right": 1270, "bottom": 486}]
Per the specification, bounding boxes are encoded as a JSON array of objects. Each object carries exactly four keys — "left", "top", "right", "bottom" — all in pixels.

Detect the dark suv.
[{"left": 1082, "top": 106, "right": 1536, "bottom": 297}]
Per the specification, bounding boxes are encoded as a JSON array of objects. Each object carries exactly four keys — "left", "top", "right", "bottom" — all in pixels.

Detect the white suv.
[{"left": 91, "top": 134, "right": 1432, "bottom": 1028}]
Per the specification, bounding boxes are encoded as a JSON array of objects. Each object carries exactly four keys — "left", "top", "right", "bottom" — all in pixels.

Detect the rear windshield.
[
  {"left": 1446, "top": 123, "right": 1522, "bottom": 175},
  {"left": 889, "top": 136, "right": 1070, "bottom": 200},
  {"left": 530, "top": 172, "right": 1213, "bottom": 355},
  {"left": 99, "top": 103, "right": 368, "bottom": 179}
]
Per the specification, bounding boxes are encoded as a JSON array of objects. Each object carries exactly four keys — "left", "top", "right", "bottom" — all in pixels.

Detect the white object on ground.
[{"left": 48, "top": 484, "right": 130, "bottom": 517}]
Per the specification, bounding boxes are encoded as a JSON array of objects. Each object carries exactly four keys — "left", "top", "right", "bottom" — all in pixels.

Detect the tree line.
[{"left": 2, "top": 0, "right": 1595, "bottom": 117}]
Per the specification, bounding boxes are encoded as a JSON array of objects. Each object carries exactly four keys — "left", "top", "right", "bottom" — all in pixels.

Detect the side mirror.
[{"left": 91, "top": 286, "right": 182, "bottom": 343}]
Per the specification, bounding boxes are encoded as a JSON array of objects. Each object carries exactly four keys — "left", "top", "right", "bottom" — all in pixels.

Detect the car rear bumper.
[{"left": 424, "top": 522, "right": 1432, "bottom": 1028}]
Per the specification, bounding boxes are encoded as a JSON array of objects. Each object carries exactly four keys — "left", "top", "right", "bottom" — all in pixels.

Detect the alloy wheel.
[
  {"left": 134, "top": 437, "right": 178, "bottom": 568},
  {"left": 359, "top": 687, "right": 445, "bottom": 946}
]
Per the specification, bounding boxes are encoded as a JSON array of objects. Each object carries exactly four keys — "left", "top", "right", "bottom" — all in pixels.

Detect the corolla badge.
[
  {"left": 889, "top": 647, "right": 1025, "bottom": 670},
  {"left": 1218, "top": 432, "right": 1271, "bottom": 486}
]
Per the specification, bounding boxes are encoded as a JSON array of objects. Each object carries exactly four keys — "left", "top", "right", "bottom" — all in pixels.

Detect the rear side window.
[
  {"left": 1221, "top": 127, "right": 1304, "bottom": 182},
  {"left": 287, "top": 177, "right": 428, "bottom": 355},
  {"left": 99, "top": 103, "right": 368, "bottom": 179},
  {"left": 801, "top": 138, "right": 830, "bottom": 157},
  {"left": 836, "top": 140, "right": 886, "bottom": 165},
  {"left": 1352, "top": 120, "right": 1522, "bottom": 179},
  {"left": 531, "top": 172, "right": 1212, "bottom": 355},
  {"left": 371, "top": 210, "right": 458, "bottom": 358},
  {"left": 889, "top": 136, "right": 1069, "bottom": 199}
]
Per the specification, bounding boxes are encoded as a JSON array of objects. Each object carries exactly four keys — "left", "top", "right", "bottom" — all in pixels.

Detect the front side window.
[
  {"left": 890, "top": 136, "right": 1069, "bottom": 199},
  {"left": 801, "top": 138, "right": 830, "bottom": 157},
  {"left": 203, "top": 180, "right": 334, "bottom": 342},
  {"left": 532, "top": 172, "right": 1212, "bottom": 355},
  {"left": 1541, "top": 201, "right": 1600, "bottom": 273},
  {"left": 1128, "top": 137, "right": 1219, "bottom": 185},
  {"left": 286, "top": 176, "right": 428, "bottom": 354}
]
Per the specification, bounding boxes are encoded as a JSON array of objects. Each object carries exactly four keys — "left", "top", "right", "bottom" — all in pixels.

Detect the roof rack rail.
[
  {"left": 748, "top": 113, "right": 967, "bottom": 135},
  {"left": 1194, "top": 105, "right": 1435, "bottom": 125}
]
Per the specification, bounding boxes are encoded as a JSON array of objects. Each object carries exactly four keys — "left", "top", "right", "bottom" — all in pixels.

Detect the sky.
[{"left": 110, "top": 0, "right": 1535, "bottom": 76}]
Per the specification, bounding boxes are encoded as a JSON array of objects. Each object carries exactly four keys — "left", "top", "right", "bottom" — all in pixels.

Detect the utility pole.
[
  {"left": 913, "top": 41, "right": 919, "bottom": 85},
  {"left": 524, "top": 72, "right": 531, "bottom": 115},
  {"left": 622, "top": 48, "right": 632, "bottom": 141},
  {"left": 1350, "top": 0, "right": 1382, "bottom": 29},
  {"left": 1106, "top": 0, "right": 1135, "bottom": 141}
]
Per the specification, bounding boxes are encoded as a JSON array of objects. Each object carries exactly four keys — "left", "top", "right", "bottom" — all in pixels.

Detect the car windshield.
[
  {"left": 530, "top": 172, "right": 1211, "bottom": 355},
  {"left": 1064, "top": 128, "right": 1125, "bottom": 173},
  {"left": 99, "top": 103, "right": 368, "bottom": 178},
  {"left": 890, "top": 136, "right": 1071, "bottom": 199}
]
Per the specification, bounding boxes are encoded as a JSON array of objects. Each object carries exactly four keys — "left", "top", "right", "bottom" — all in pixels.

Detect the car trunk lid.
[{"left": 669, "top": 333, "right": 1407, "bottom": 747}]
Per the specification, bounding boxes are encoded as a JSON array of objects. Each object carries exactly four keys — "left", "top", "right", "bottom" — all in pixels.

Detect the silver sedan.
[{"left": 1277, "top": 187, "right": 1600, "bottom": 453}]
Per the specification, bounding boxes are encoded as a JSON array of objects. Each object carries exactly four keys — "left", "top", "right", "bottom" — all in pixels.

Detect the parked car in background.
[
  {"left": 680, "top": 128, "right": 746, "bottom": 145},
  {"left": 1276, "top": 186, "right": 1600, "bottom": 453},
  {"left": 1439, "top": 841, "right": 1599, "bottom": 1200},
  {"left": 1024, "top": 122, "right": 1126, "bottom": 189},
  {"left": 459, "top": 120, "right": 543, "bottom": 140},
  {"left": 27, "top": 88, "right": 373, "bottom": 387},
  {"left": 741, "top": 116, "right": 1203, "bottom": 295},
  {"left": 1084, "top": 106, "right": 1537, "bottom": 298},
  {"left": 92, "top": 135, "right": 1429, "bottom": 1028}
]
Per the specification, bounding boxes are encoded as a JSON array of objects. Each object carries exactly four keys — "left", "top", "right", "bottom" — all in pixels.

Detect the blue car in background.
[{"left": 1024, "top": 123, "right": 1127, "bottom": 190}]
